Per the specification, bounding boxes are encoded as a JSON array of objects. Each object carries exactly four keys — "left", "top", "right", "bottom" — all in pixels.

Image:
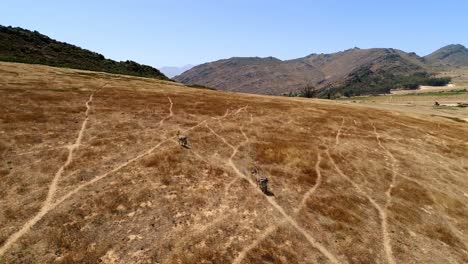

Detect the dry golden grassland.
[{"left": 0, "top": 62, "right": 467, "bottom": 263}]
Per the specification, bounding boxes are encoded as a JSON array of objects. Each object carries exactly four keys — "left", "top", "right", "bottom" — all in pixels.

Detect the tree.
[{"left": 300, "top": 84, "right": 318, "bottom": 98}]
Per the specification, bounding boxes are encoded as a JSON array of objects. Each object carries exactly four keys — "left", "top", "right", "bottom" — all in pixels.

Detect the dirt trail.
[
  {"left": 206, "top": 122, "right": 341, "bottom": 264},
  {"left": 0, "top": 89, "right": 98, "bottom": 257},
  {"left": 372, "top": 124, "right": 397, "bottom": 201},
  {"left": 371, "top": 124, "right": 397, "bottom": 264},
  {"left": 326, "top": 150, "right": 394, "bottom": 264},
  {"left": 9, "top": 145, "right": 68, "bottom": 157},
  {"left": 396, "top": 172, "right": 468, "bottom": 249},
  {"left": 232, "top": 224, "right": 280, "bottom": 264},
  {"left": 158, "top": 96, "right": 173, "bottom": 126},
  {"left": 328, "top": 120, "right": 396, "bottom": 264},
  {"left": 296, "top": 152, "right": 322, "bottom": 213},
  {"left": 335, "top": 118, "right": 345, "bottom": 146}
]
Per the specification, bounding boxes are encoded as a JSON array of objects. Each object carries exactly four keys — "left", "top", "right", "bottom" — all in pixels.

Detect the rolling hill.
[
  {"left": 0, "top": 25, "right": 168, "bottom": 80},
  {"left": 175, "top": 47, "right": 457, "bottom": 96},
  {"left": 0, "top": 61, "right": 467, "bottom": 263},
  {"left": 424, "top": 44, "right": 468, "bottom": 68}
]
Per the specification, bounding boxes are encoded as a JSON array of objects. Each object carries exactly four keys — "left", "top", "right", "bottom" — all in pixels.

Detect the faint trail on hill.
[
  {"left": 335, "top": 118, "right": 345, "bottom": 146},
  {"left": 329, "top": 122, "right": 396, "bottom": 264},
  {"left": 296, "top": 152, "right": 323, "bottom": 213},
  {"left": 0, "top": 87, "right": 99, "bottom": 258},
  {"left": 85, "top": 96, "right": 174, "bottom": 144},
  {"left": 232, "top": 224, "right": 280, "bottom": 264},
  {"left": 9, "top": 145, "right": 68, "bottom": 157},
  {"left": 234, "top": 107, "right": 246, "bottom": 115},
  {"left": 51, "top": 139, "right": 169, "bottom": 208},
  {"left": 395, "top": 172, "right": 468, "bottom": 247},
  {"left": 372, "top": 123, "right": 397, "bottom": 264},
  {"left": 212, "top": 108, "right": 231, "bottom": 121},
  {"left": 206, "top": 123, "right": 340, "bottom": 264},
  {"left": 158, "top": 96, "right": 173, "bottom": 126},
  {"left": 372, "top": 124, "right": 397, "bottom": 229},
  {"left": 326, "top": 150, "right": 394, "bottom": 264}
]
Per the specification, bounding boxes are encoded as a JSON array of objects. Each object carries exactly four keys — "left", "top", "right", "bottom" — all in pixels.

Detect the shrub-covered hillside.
[{"left": 0, "top": 25, "right": 168, "bottom": 80}]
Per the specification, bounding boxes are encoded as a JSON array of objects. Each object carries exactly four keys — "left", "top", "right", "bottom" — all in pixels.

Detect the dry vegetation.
[{"left": 0, "top": 61, "right": 467, "bottom": 263}]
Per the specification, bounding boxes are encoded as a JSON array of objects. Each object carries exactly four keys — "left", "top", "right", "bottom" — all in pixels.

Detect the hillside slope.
[
  {"left": 425, "top": 44, "right": 468, "bottom": 68},
  {"left": 0, "top": 62, "right": 467, "bottom": 263},
  {"left": 175, "top": 48, "right": 429, "bottom": 96},
  {"left": 0, "top": 25, "right": 168, "bottom": 80}
]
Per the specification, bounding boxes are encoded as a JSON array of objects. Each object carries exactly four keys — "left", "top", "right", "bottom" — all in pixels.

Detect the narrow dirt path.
[
  {"left": 326, "top": 150, "right": 394, "bottom": 264},
  {"left": 9, "top": 145, "right": 69, "bottom": 157},
  {"left": 395, "top": 172, "right": 468, "bottom": 249},
  {"left": 158, "top": 96, "right": 173, "bottom": 126},
  {"left": 372, "top": 124, "right": 397, "bottom": 204},
  {"left": 206, "top": 123, "right": 341, "bottom": 264},
  {"left": 335, "top": 118, "right": 345, "bottom": 146},
  {"left": 232, "top": 224, "right": 280, "bottom": 264},
  {"left": 0, "top": 88, "right": 98, "bottom": 257},
  {"left": 328, "top": 120, "right": 396, "bottom": 264},
  {"left": 296, "top": 152, "right": 323, "bottom": 213},
  {"left": 371, "top": 124, "right": 397, "bottom": 264}
]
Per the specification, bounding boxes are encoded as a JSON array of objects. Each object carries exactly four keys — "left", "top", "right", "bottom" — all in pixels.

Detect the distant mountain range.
[
  {"left": 176, "top": 45, "right": 468, "bottom": 96},
  {"left": 2, "top": 24, "right": 467, "bottom": 97},
  {"left": 0, "top": 25, "right": 168, "bottom": 80},
  {"left": 160, "top": 65, "right": 195, "bottom": 78}
]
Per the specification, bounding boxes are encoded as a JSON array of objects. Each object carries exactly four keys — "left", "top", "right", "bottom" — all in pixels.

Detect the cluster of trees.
[
  {"left": 286, "top": 84, "right": 321, "bottom": 98},
  {"left": 287, "top": 71, "right": 452, "bottom": 99},
  {"left": 322, "top": 70, "right": 452, "bottom": 98},
  {"left": 399, "top": 72, "right": 451, "bottom": 89},
  {"left": 186, "top": 84, "right": 216, "bottom": 90}
]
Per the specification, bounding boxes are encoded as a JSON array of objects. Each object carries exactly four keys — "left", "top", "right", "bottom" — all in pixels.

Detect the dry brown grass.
[{"left": 0, "top": 62, "right": 467, "bottom": 263}]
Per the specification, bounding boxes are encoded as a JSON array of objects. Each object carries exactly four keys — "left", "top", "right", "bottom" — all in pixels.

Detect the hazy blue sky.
[{"left": 1, "top": 0, "right": 467, "bottom": 67}]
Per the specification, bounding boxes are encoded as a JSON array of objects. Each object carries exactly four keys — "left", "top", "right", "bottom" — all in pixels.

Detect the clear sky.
[{"left": 1, "top": 0, "right": 467, "bottom": 68}]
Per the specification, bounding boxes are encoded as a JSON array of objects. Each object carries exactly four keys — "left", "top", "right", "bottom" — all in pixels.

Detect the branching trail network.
[
  {"left": 296, "top": 152, "right": 323, "bottom": 214},
  {"left": 0, "top": 94, "right": 251, "bottom": 259},
  {"left": 206, "top": 115, "right": 341, "bottom": 264},
  {"left": 326, "top": 118, "right": 396, "bottom": 264},
  {"left": 0, "top": 87, "right": 99, "bottom": 257},
  {"left": 234, "top": 151, "right": 325, "bottom": 264}
]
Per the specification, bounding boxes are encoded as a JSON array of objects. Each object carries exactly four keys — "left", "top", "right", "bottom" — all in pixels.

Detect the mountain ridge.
[
  {"left": 424, "top": 44, "right": 468, "bottom": 68},
  {"left": 175, "top": 47, "right": 436, "bottom": 96}
]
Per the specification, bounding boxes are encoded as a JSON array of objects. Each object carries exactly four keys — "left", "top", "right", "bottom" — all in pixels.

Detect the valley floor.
[{"left": 0, "top": 62, "right": 467, "bottom": 263}]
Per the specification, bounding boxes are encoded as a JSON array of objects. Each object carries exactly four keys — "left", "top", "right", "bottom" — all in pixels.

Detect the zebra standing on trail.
[
  {"left": 251, "top": 167, "right": 269, "bottom": 194},
  {"left": 177, "top": 130, "right": 189, "bottom": 148}
]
